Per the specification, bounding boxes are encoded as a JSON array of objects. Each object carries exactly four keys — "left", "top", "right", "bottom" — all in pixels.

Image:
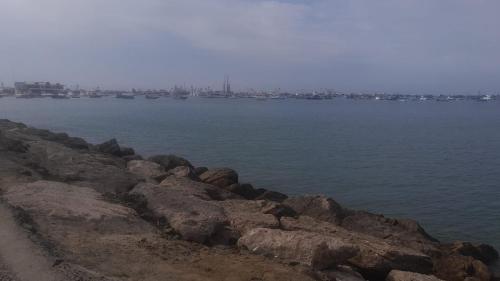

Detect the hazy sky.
[{"left": 1, "top": 0, "right": 499, "bottom": 93}]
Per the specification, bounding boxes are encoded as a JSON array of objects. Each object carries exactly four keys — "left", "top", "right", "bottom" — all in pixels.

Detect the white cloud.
[{"left": 0, "top": 0, "right": 341, "bottom": 62}]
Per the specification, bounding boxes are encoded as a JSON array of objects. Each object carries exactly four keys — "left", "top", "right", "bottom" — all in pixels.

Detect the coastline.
[{"left": 0, "top": 118, "right": 498, "bottom": 281}]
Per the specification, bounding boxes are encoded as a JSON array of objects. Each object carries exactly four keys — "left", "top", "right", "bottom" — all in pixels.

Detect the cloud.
[
  {"left": 0, "top": 0, "right": 499, "bottom": 91},
  {"left": 0, "top": 0, "right": 341, "bottom": 62}
]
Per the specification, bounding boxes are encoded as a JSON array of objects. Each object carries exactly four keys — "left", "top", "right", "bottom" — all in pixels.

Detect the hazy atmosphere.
[{"left": 1, "top": 0, "right": 500, "bottom": 92}]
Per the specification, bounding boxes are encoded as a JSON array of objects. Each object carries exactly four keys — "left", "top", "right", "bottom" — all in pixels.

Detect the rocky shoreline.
[{"left": 0, "top": 119, "right": 498, "bottom": 281}]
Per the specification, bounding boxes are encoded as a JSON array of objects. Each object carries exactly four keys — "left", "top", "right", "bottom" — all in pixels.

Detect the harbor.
[{"left": 0, "top": 81, "right": 498, "bottom": 103}]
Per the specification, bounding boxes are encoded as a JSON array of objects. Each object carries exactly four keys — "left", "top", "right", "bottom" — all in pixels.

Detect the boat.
[
  {"left": 116, "top": 93, "right": 135, "bottom": 99},
  {"left": 50, "top": 94, "right": 70, "bottom": 99},
  {"left": 479, "top": 95, "right": 492, "bottom": 102},
  {"left": 145, "top": 94, "right": 160, "bottom": 99},
  {"left": 88, "top": 92, "right": 103, "bottom": 98},
  {"left": 173, "top": 95, "right": 188, "bottom": 100}
]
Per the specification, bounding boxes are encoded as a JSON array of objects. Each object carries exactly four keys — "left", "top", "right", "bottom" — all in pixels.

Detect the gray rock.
[
  {"left": 199, "top": 168, "right": 238, "bottom": 188},
  {"left": 319, "top": 265, "right": 366, "bottom": 281},
  {"left": 160, "top": 176, "right": 241, "bottom": 201},
  {"left": 130, "top": 182, "right": 229, "bottom": 244},
  {"left": 284, "top": 195, "right": 346, "bottom": 224},
  {"left": 447, "top": 241, "right": 499, "bottom": 264},
  {"left": 225, "top": 183, "right": 262, "bottom": 200},
  {"left": 122, "top": 154, "right": 143, "bottom": 162},
  {"left": 238, "top": 228, "right": 359, "bottom": 270},
  {"left": 166, "top": 166, "right": 199, "bottom": 180},
  {"left": 26, "top": 140, "right": 138, "bottom": 194},
  {"left": 0, "top": 130, "right": 28, "bottom": 153},
  {"left": 254, "top": 190, "right": 288, "bottom": 202},
  {"left": 386, "top": 270, "right": 444, "bottom": 281},
  {"left": 193, "top": 166, "right": 208, "bottom": 176},
  {"left": 433, "top": 255, "right": 492, "bottom": 281},
  {"left": 21, "top": 128, "right": 89, "bottom": 150},
  {"left": 3, "top": 181, "right": 140, "bottom": 222},
  {"left": 216, "top": 200, "right": 280, "bottom": 236},
  {"left": 280, "top": 216, "right": 434, "bottom": 278},
  {"left": 119, "top": 146, "right": 135, "bottom": 157},
  {"left": 341, "top": 211, "right": 440, "bottom": 255},
  {"left": 95, "top": 139, "right": 122, "bottom": 156},
  {"left": 148, "top": 154, "right": 193, "bottom": 170},
  {"left": 127, "top": 160, "right": 167, "bottom": 182}
]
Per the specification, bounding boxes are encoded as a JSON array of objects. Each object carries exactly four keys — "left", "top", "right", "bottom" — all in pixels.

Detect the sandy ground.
[{"left": 0, "top": 203, "right": 64, "bottom": 281}]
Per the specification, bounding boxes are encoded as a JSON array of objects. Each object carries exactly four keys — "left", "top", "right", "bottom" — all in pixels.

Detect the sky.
[{"left": 0, "top": 0, "right": 499, "bottom": 93}]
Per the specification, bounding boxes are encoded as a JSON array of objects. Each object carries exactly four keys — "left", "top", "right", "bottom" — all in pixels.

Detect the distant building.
[{"left": 14, "top": 82, "right": 65, "bottom": 97}]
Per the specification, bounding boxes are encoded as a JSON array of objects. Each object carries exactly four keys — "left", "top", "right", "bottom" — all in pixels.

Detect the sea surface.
[{"left": 1, "top": 96, "right": 499, "bottom": 269}]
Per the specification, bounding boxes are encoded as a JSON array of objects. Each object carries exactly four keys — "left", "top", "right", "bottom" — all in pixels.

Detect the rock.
[
  {"left": 148, "top": 154, "right": 193, "bottom": 171},
  {"left": 255, "top": 190, "right": 288, "bottom": 202},
  {"left": 26, "top": 140, "right": 138, "bottom": 194},
  {"left": 119, "top": 146, "right": 135, "bottom": 157},
  {"left": 199, "top": 168, "right": 238, "bottom": 188},
  {"left": 122, "top": 154, "right": 143, "bottom": 162},
  {"left": 280, "top": 216, "right": 434, "bottom": 278},
  {"left": 447, "top": 241, "right": 499, "bottom": 264},
  {"left": 216, "top": 200, "right": 280, "bottom": 236},
  {"left": 261, "top": 203, "right": 297, "bottom": 219},
  {"left": 386, "top": 270, "right": 444, "bottom": 281},
  {"left": 127, "top": 160, "right": 167, "bottom": 182},
  {"left": 3, "top": 180, "right": 142, "bottom": 223},
  {"left": 96, "top": 138, "right": 122, "bottom": 156},
  {"left": 0, "top": 130, "right": 28, "bottom": 153},
  {"left": 160, "top": 176, "right": 241, "bottom": 201},
  {"left": 193, "top": 166, "right": 208, "bottom": 176},
  {"left": 225, "top": 183, "right": 263, "bottom": 200},
  {"left": 21, "top": 128, "right": 90, "bottom": 150},
  {"left": 166, "top": 166, "right": 199, "bottom": 180},
  {"left": 130, "top": 182, "right": 229, "bottom": 244},
  {"left": 238, "top": 228, "right": 359, "bottom": 270},
  {"left": 283, "top": 195, "right": 346, "bottom": 225},
  {"left": 318, "top": 265, "right": 367, "bottom": 281},
  {"left": 341, "top": 211, "right": 439, "bottom": 255},
  {"left": 434, "top": 255, "right": 492, "bottom": 281}
]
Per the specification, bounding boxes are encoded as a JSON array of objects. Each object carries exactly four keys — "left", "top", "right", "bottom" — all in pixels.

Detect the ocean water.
[{"left": 1, "top": 96, "right": 499, "bottom": 268}]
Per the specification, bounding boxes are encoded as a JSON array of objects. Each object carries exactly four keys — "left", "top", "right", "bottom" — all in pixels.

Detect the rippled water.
[{"left": 1, "top": 96, "right": 499, "bottom": 268}]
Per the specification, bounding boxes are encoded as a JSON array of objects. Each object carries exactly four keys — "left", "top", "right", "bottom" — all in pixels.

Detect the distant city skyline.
[{"left": 1, "top": 0, "right": 500, "bottom": 93}]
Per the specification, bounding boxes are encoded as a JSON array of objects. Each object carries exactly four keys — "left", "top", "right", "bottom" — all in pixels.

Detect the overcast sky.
[{"left": 0, "top": 0, "right": 499, "bottom": 93}]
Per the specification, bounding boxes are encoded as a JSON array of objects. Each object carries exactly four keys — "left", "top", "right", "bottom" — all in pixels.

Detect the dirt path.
[{"left": 0, "top": 203, "right": 63, "bottom": 281}]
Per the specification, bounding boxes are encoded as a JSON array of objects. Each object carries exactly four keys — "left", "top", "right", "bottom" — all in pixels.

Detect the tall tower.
[{"left": 222, "top": 76, "right": 227, "bottom": 94}]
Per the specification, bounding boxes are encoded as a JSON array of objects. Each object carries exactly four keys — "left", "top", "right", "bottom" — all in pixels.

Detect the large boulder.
[
  {"left": 216, "top": 200, "right": 280, "bottom": 236},
  {"left": 446, "top": 241, "right": 499, "bottom": 264},
  {"left": 95, "top": 138, "right": 122, "bottom": 156},
  {"left": 284, "top": 195, "right": 346, "bottom": 224},
  {"left": 341, "top": 211, "right": 439, "bottom": 255},
  {"left": 0, "top": 130, "right": 29, "bottom": 153},
  {"left": 148, "top": 154, "right": 193, "bottom": 171},
  {"left": 199, "top": 168, "right": 238, "bottom": 188},
  {"left": 318, "top": 266, "right": 367, "bottom": 281},
  {"left": 25, "top": 140, "right": 138, "bottom": 194},
  {"left": 166, "top": 166, "right": 199, "bottom": 180},
  {"left": 280, "top": 216, "right": 434, "bottom": 278},
  {"left": 3, "top": 181, "right": 139, "bottom": 222},
  {"left": 238, "top": 228, "right": 359, "bottom": 270},
  {"left": 130, "top": 182, "right": 229, "bottom": 244},
  {"left": 21, "top": 128, "right": 90, "bottom": 150},
  {"left": 254, "top": 189, "right": 288, "bottom": 202},
  {"left": 433, "top": 255, "right": 492, "bottom": 281},
  {"left": 386, "top": 270, "right": 444, "bottom": 281},
  {"left": 159, "top": 176, "right": 241, "bottom": 201},
  {"left": 127, "top": 160, "right": 167, "bottom": 182},
  {"left": 224, "top": 183, "right": 263, "bottom": 200}
]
